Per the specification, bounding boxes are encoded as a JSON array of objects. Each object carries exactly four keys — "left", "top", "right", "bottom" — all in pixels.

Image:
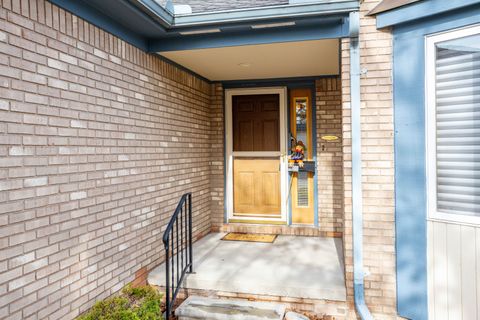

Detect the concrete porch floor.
[{"left": 148, "top": 233, "right": 346, "bottom": 302}]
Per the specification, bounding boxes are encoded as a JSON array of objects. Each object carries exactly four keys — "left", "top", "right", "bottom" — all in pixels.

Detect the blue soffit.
[
  {"left": 375, "top": 0, "right": 480, "bottom": 28},
  {"left": 47, "top": 0, "right": 358, "bottom": 52}
]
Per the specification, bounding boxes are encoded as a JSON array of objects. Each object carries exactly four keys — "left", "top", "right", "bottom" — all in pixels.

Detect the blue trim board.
[
  {"left": 393, "top": 33, "right": 428, "bottom": 320},
  {"left": 287, "top": 89, "right": 293, "bottom": 226},
  {"left": 149, "top": 20, "right": 348, "bottom": 52},
  {"left": 221, "top": 76, "right": 333, "bottom": 89},
  {"left": 393, "top": 4, "right": 480, "bottom": 37},
  {"left": 392, "top": 5, "right": 480, "bottom": 320},
  {"left": 311, "top": 85, "right": 319, "bottom": 227},
  {"left": 376, "top": 0, "right": 480, "bottom": 28}
]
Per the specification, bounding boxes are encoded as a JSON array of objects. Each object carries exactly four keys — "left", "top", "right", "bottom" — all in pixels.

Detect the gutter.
[
  {"left": 172, "top": 1, "right": 359, "bottom": 27},
  {"left": 349, "top": 11, "right": 374, "bottom": 320},
  {"left": 127, "top": 0, "right": 174, "bottom": 28}
]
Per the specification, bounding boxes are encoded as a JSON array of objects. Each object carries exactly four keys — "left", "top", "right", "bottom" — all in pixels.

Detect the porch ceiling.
[{"left": 159, "top": 38, "right": 339, "bottom": 81}]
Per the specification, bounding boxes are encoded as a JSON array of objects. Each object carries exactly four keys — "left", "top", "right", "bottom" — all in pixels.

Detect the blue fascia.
[
  {"left": 391, "top": 3, "right": 480, "bottom": 320},
  {"left": 311, "top": 85, "right": 319, "bottom": 228},
  {"left": 47, "top": 0, "right": 357, "bottom": 53},
  {"left": 149, "top": 19, "right": 348, "bottom": 51},
  {"left": 376, "top": 0, "right": 480, "bottom": 28},
  {"left": 221, "top": 77, "right": 318, "bottom": 89}
]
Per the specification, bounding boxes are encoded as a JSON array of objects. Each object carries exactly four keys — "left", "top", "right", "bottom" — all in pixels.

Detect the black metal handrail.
[{"left": 163, "top": 193, "right": 193, "bottom": 320}]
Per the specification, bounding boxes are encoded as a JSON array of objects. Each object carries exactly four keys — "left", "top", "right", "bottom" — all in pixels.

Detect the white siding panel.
[
  {"left": 460, "top": 225, "right": 477, "bottom": 320},
  {"left": 428, "top": 220, "right": 480, "bottom": 320},
  {"left": 432, "top": 221, "right": 448, "bottom": 320},
  {"left": 446, "top": 224, "right": 462, "bottom": 320},
  {"left": 477, "top": 228, "right": 480, "bottom": 319},
  {"left": 428, "top": 223, "right": 435, "bottom": 319}
]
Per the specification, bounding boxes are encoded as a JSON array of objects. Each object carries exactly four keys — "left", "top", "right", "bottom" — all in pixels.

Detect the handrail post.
[
  {"left": 164, "top": 241, "right": 170, "bottom": 319},
  {"left": 188, "top": 193, "right": 193, "bottom": 273}
]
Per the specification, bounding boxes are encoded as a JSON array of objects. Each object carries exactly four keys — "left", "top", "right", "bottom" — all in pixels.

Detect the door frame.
[{"left": 225, "top": 87, "right": 288, "bottom": 223}]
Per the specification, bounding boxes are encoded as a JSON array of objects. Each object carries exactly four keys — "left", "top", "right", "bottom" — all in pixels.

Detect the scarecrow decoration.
[{"left": 288, "top": 136, "right": 306, "bottom": 168}]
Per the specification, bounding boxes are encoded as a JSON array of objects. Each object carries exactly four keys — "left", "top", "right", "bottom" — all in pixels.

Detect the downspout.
[{"left": 349, "top": 11, "right": 373, "bottom": 320}]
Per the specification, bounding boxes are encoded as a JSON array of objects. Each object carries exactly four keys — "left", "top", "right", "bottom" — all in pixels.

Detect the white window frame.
[{"left": 425, "top": 24, "right": 480, "bottom": 225}]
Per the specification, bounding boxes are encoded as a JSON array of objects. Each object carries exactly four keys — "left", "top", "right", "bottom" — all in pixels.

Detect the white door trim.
[{"left": 225, "top": 87, "right": 288, "bottom": 223}]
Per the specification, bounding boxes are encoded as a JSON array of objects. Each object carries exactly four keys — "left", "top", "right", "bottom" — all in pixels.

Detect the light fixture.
[
  {"left": 238, "top": 63, "right": 251, "bottom": 68},
  {"left": 251, "top": 21, "right": 296, "bottom": 29},
  {"left": 179, "top": 28, "right": 221, "bottom": 35}
]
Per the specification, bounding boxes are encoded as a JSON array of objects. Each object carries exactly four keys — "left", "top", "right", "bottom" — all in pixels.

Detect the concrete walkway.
[{"left": 148, "top": 233, "right": 346, "bottom": 301}]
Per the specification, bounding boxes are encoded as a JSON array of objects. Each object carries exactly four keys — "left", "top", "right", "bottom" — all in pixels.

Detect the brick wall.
[
  {"left": 341, "top": 0, "right": 397, "bottom": 318},
  {"left": 0, "top": 0, "right": 213, "bottom": 319},
  {"left": 209, "top": 83, "right": 224, "bottom": 229},
  {"left": 316, "top": 77, "right": 343, "bottom": 236}
]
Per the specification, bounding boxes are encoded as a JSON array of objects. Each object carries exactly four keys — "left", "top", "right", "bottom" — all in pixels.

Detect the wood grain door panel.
[
  {"left": 236, "top": 171, "right": 255, "bottom": 206},
  {"left": 233, "top": 158, "right": 281, "bottom": 216},
  {"left": 233, "top": 94, "right": 280, "bottom": 152},
  {"left": 237, "top": 121, "right": 254, "bottom": 151}
]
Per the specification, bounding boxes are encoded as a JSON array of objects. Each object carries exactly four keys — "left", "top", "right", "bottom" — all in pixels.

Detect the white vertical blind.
[{"left": 435, "top": 33, "right": 480, "bottom": 217}]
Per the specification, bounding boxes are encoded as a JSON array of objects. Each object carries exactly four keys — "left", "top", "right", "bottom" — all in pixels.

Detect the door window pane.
[{"left": 295, "top": 98, "right": 308, "bottom": 152}]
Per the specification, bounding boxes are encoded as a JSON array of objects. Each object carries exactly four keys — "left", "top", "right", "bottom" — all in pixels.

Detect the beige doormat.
[{"left": 221, "top": 233, "right": 277, "bottom": 243}]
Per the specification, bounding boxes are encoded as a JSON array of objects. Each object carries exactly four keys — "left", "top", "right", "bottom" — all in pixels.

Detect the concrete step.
[
  {"left": 285, "top": 312, "right": 310, "bottom": 320},
  {"left": 175, "top": 296, "right": 287, "bottom": 320}
]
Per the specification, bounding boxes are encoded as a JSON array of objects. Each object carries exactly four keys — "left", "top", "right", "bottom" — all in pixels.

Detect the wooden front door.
[{"left": 229, "top": 93, "right": 285, "bottom": 219}]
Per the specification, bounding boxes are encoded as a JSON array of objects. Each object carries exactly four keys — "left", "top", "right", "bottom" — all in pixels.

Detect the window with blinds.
[{"left": 427, "top": 27, "right": 480, "bottom": 221}]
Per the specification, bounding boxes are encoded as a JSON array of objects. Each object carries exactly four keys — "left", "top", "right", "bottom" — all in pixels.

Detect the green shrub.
[{"left": 78, "top": 285, "right": 163, "bottom": 320}]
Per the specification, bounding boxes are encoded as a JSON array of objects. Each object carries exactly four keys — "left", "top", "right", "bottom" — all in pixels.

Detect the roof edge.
[
  {"left": 367, "top": 0, "right": 422, "bottom": 16},
  {"left": 134, "top": 0, "right": 359, "bottom": 28}
]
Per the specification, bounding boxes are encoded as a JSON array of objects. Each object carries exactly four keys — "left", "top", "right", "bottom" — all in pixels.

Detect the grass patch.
[{"left": 78, "top": 285, "right": 163, "bottom": 320}]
